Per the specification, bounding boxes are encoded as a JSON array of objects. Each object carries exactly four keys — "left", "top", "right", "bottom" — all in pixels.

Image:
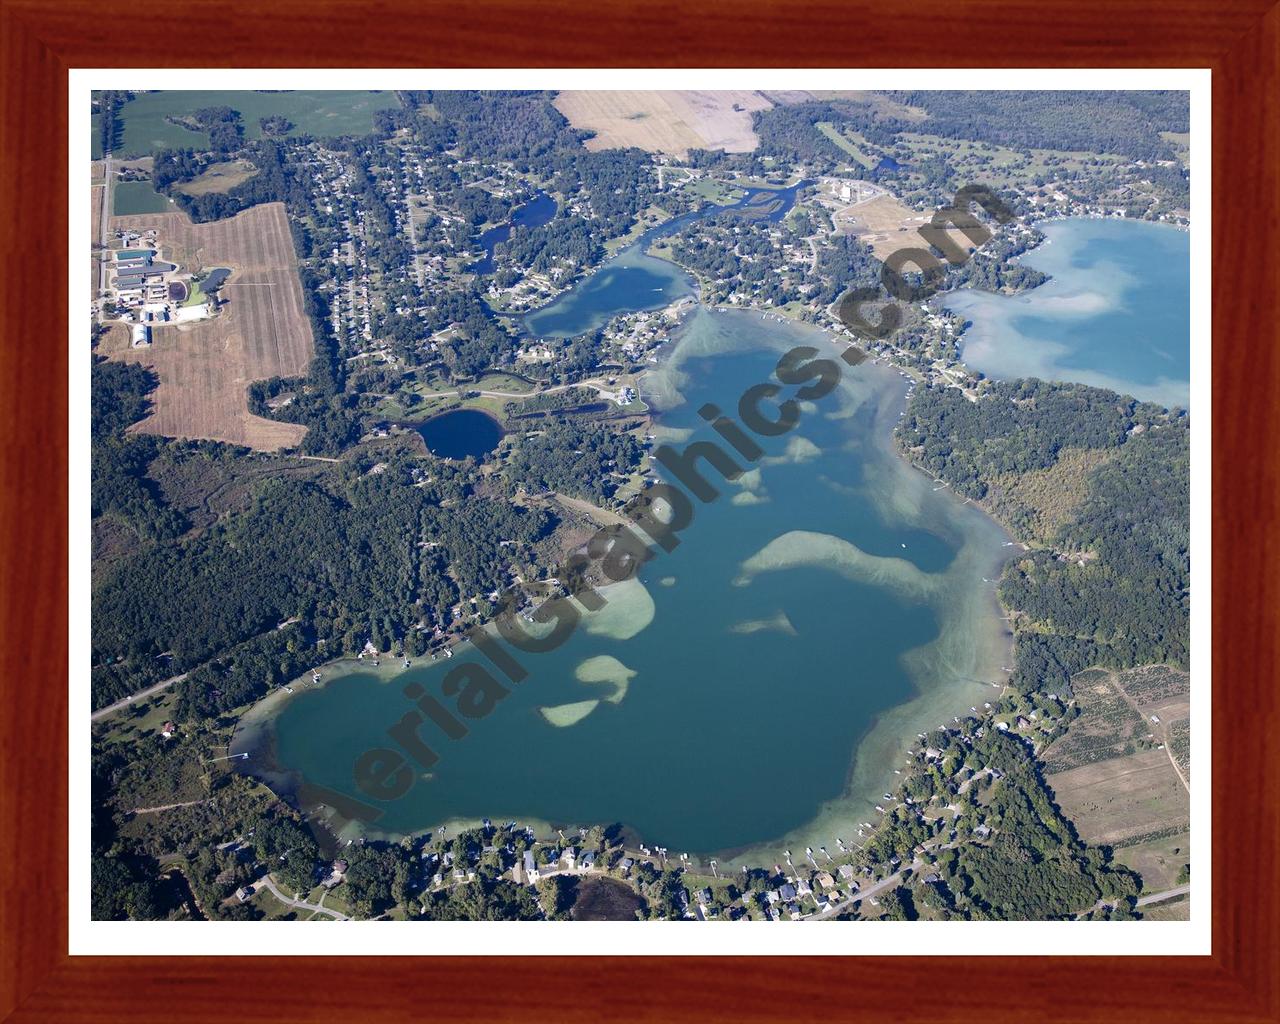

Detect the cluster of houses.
[
  {"left": 103, "top": 232, "right": 213, "bottom": 346},
  {"left": 515, "top": 844, "right": 598, "bottom": 885}
]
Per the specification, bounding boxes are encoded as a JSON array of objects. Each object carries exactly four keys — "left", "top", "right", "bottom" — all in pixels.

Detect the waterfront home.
[{"left": 523, "top": 850, "right": 539, "bottom": 883}]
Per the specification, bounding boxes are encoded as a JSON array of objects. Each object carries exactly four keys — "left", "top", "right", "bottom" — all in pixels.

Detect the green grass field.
[
  {"left": 102, "top": 90, "right": 402, "bottom": 158},
  {"left": 112, "top": 179, "right": 175, "bottom": 215},
  {"left": 816, "top": 122, "right": 875, "bottom": 168}
]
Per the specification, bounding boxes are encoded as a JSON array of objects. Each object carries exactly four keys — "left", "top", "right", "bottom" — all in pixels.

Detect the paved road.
[
  {"left": 1136, "top": 884, "right": 1190, "bottom": 907},
  {"left": 97, "top": 152, "right": 113, "bottom": 295},
  {"left": 130, "top": 799, "right": 209, "bottom": 815},
  {"left": 472, "top": 378, "right": 612, "bottom": 400},
  {"left": 91, "top": 672, "right": 188, "bottom": 722},
  {"left": 256, "top": 875, "right": 350, "bottom": 921}
]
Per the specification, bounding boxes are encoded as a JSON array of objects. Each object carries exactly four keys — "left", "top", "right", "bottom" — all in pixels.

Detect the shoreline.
[{"left": 232, "top": 299, "right": 1017, "bottom": 870}]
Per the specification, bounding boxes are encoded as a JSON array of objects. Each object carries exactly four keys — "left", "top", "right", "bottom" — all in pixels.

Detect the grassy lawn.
[
  {"left": 682, "top": 177, "right": 747, "bottom": 206},
  {"left": 817, "top": 122, "right": 874, "bottom": 168},
  {"left": 182, "top": 278, "right": 208, "bottom": 307},
  {"left": 173, "top": 159, "right": 259, "bottom": 197}
]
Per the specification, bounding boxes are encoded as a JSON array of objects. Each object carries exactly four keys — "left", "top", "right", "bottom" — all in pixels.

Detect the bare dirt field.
[
  {"left": 101, "top": 202, "right": 312, "bottom": 451},
  {"left": 554, "top": 91, "right": 772, "bottom": 156},
  {"left": 835, "top": 193, "right": 931, "bottom": 260}
]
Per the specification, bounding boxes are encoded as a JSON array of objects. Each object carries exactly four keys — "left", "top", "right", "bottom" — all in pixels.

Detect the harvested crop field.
[
  {"left": 101, "top": 202, "right": 312, "bottom": 451},
  {"left": 554, "top": 91, "right": 772, "bottom": 156}
]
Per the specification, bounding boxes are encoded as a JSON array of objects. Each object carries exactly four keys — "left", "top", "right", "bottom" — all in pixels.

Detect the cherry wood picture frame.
[{"left": 2, "top": 1, "right": 1276, "bottom": 1019}]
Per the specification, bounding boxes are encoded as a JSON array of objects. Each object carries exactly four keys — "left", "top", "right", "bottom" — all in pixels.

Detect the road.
[
  {"left": 471, "top": 378, "right": 612, "bottom": 400},
  {"left": 97, "top": 152, "right": 113, "bottom": 295},
  {"left": 1136, "top": 884, "right": 1190, "bottom": 907},
  {"left": 91, "top": 671, "right": 188, "bottom": 722},
  {"left": 255, "top": 874, "right": 350, "bottom": 921},
  {"left": 130, "top": 799, "right": 209, "bottom": 815}
]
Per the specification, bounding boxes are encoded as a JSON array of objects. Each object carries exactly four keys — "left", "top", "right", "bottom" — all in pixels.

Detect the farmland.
[
  {"left": 113, "top": 180, "right": 173, "bottom": 216},
  {"left": 554, "top": 90, "right": 772, "bottom": 156},
  {"left": 101, "top": 202, "right": 314, "bottom": 451},
  {"left": 1042, "top": 666, "right": 1191, "bottom": 897},
  {"left": 104, "top": 90, "right": 400, "bottom": 158}
]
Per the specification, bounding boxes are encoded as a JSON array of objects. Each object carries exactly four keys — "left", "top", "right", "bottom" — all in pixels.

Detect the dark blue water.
[
  {"left": 413, "top": 409, "right": 504, "bottom": 459},
  {"left": 524, "top": 180, "right": 814, "bottom": 338},
  {"left": 468, "top": 193, "right": 559, "bottom": 275},
  {"left": 203, "top": 267, "right": 231, "bottom": 291}
]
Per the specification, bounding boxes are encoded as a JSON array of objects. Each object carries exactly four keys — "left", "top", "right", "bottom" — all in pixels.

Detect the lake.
[
  {"left": 237, "top": 308, "right": 1011, "bottom": 863},
  {"left": 412, "top": 409, "right": 505, "bottom": 460},
  {"left": 523, "top": 180, "right": 813, "bottom": 339},
  {"left": 943, "top": 217, "right": 1191, "bottom": 408},
  {"left": 469, "top": 193, "right": 559, "bottom": 275}
]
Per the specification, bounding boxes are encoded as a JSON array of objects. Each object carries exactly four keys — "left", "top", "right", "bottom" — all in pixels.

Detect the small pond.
[{"left": 412, "top": 408, "right": 504, "bottom": 459}]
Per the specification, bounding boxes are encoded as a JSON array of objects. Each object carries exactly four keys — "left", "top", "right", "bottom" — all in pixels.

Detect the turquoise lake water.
[
  {"left": 943, "top": 218, "right": 1191, "bottom": 408},
  {"left": 241, "top": 309, "right": 1011, "bottom": 860}
]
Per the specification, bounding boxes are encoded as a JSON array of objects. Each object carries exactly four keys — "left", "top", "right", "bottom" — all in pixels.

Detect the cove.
[
  {"left": 468, "top": 192, "right": 558, "bottom": 275},
  {"left": 524, "top": 180, "right": 813, "bottom": 339},
  {"left": 943, "top": 217, "right": 1191, "bottom": 408},
  {"left": 236, "top": 309, "right": 1012, "bottom": 862}
]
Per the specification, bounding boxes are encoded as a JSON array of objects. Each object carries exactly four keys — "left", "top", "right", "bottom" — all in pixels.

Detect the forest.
[
  {"left": 504, "top": 420, "right": 645, "bottom": 504},
  {"left": 898, "top": 378, "right": 1189, "bottom": 694}
]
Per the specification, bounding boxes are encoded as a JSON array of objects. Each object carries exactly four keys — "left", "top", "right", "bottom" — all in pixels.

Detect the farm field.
[
  {"left": 113, "top": 179, "right": 174, "bottom": 216},
  {"left": 1047, "top": 748, "right": 1189, "bottom": 847},
  {"left": 101, "top": 202, "right": 314, "bottom": 451},
  {"left": 173, "top": 159, "right": 260, "bottom": 197},
  {"left": 105, "top": 90, "right": 401, "bottom": 157},
  {"left": 1042, "top": 666, "right": 1190, "bottom": 894},
  {"left": 554, "top": 90, "right": 772, "bottom": 156}
]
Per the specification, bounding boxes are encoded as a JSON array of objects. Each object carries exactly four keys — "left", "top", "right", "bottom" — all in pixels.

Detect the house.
[
  {"left": 323, "top": 859, "right": 348, "bottom": 888},
  {"left": 696, "top": 888, "right": 712, "bottom": 905},
  {"left": 561, "top": 848, "right": 577, "bottom": 869},
  {"left": 618, "top": 857, "right": 633, "bottom": 876},
  {"left": 523, "top": 850, "right": 539, "bottom": 883},
  {"left": 577, "top": 850, "right": 596, "bottom": 871},
  {"left": 160, "top": 721, "right": 176, "bottom": 738},
  {"left": 816, "top": 871, "right": 836, "bottom": 890},
  {"left": 235, "top": 885, "right": 254, "bottom": 903},
  {"left": 778, "top": 883, "right": 797, "bottom": 902},
  {"left": 838, "top": 864, "right": 856, "bottom": 881},
  {"left": 795, "top": 879, "right": 812, "bottom": 897}
]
